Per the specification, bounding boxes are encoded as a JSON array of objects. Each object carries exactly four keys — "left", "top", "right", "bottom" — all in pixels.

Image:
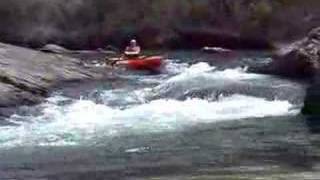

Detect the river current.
[{"left": 0, "top": 51, "right": 319, "bottom": 179}]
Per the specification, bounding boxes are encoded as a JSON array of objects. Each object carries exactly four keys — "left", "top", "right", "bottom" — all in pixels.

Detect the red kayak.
[{"left": 116, "top": 56, "right": 164, "bottom": 71}]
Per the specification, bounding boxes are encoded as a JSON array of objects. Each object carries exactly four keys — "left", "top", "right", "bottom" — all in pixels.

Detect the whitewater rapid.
[{"left": 0, "top": 61, "right": 301, "bottom": 147}]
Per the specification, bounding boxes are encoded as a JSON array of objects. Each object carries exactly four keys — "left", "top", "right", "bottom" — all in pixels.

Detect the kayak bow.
[{"left": 116, "top": 56, "right": 164, "bottom": 71}]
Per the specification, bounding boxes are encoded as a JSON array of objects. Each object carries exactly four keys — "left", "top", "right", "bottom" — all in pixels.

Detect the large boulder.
[
  {"left": 257, "top": 27, "right": 320, "bottom": 78},
  {"left": 289, "top": 27, "right": 320, "bottom": 116},
  {"left": 246, "top": 27, "right": 320, "bottom": 116},
  {"left": 0, "top": 43, "right": 102, "bottom": 116},
  {"left": 302, "top": 78, "right": 320, "bottom": 115}
]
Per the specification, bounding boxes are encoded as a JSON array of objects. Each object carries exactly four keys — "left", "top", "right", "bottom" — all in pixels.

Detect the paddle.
[
  {"left": 105, "top": 57, "right": 122, "bottom": 66},
  {"left": 104, "top": 46, "right": 150, "bottom": 66},
  {"left": 104, "top": 45, "right": 123, "bottom": 66},
  {"left": 106, "top": 54, "right": 150, "bottom": 66}
]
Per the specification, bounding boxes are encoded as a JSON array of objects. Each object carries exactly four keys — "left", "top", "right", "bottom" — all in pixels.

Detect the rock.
[
  {"left": 245, "top": 27, "right": 320, "bottom": 116},
  {"left": 39, "top": 44, "right": 72, "bottom": 54},
  {"left": 292, "top": 27, "right": 320, "bottom": 116},
  {"left": 302, "top": 79, "right": 320, "bottom": 115},
  {"left": 202, "top": 46, "right": 232, "bottom": 54},
  {"left": 0, "top": 42, "right": 103, "bottom": 116},
  {"left": 2, "top": 1, "right": 318, "bottom": 50},
  {"left": 255, "top": 27, "right": 320, "bottom": 78},
  {"left": 40, "top": 44, "right": 117, "bottom": 55}
]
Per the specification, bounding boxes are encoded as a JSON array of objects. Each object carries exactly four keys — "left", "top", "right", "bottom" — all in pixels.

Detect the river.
[{"left": 0, "top": 51, "right": 319, "bottom": 179}]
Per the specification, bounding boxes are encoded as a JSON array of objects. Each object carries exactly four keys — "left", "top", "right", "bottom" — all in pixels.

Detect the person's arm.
[
  {"left": 125, "top": 46, "right": 141, "bottom": 55},
  {"left": 135, "top": 46, "right": 141, "bottom": 54},
  {"left": 124, "top": 47, "right": 131, "bottom": 55}
]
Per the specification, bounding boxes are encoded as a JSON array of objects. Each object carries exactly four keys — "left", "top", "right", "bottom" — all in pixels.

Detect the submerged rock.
[
  {"left": 202, "top": 46, "right": 233, "bottom": 54},
  {"left": 39, "top": 44, "right": 72, "bottom": 54},
  {"left": 0, "top": 42, "right": 103, "bottom": 116}
]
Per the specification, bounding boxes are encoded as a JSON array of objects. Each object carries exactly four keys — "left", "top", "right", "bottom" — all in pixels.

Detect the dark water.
[{"left": 1, "top": 51, "right": 319, "bottom": 180}]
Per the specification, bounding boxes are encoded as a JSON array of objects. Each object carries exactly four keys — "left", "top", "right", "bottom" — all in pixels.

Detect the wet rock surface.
[
  {"left": 302, "top": 75, "right": 320, "bottom": 116},
  {"left": 1, "top": 1, "right": 319, "bottom": 50},
  {"left": 0, "top": 43, "right": 104, "bottom": 116},
  {"left": 252, "top": 27, "right": 320, "bottom": 78},
  {"left": 269, "top": 27, "right": 320, "bottom": 116}
]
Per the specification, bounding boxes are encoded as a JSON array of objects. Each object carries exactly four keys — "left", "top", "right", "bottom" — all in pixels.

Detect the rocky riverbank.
[
  {"left": 0, "top": 1, "right": 319, "bottom": 49},
  {"left": 0, "top": 43, "right": 106, "bottom": 117}
]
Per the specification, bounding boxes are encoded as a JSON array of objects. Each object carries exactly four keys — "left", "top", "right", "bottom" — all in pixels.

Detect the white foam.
[
  {"left": 0, "top": 94, "right": 297, "bottom": 147},
  {"left": 211, "top": 67, "right": 264, "bottom": 80},
  {"left": 99, "top": 88, "right": 148, "bottom": 106},
  {"left": 162, "top": 60, "right": 191, "bottom": 74},
  {"left": 117, "top": 60, "right": 189, "bottom": 84},
  {"left": 0, "top": 62, "right": 299, "bottom": 148},
  {"left": 152, "top": 62, "right": 267, "bottom": 97},
  {"left": 166, "top": 62, "right": 263, "bottom": 84}
]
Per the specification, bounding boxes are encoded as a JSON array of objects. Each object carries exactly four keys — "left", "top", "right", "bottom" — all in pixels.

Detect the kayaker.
[
  {"left": 108, "top": 39, "right": 141, "bottom": 66},
  {"left": 124, "top": 39, "right": 141, "bottom": 59}
]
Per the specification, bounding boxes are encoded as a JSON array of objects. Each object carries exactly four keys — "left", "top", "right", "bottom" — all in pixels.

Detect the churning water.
[
  {"left": 1, "top": 52, "right": 317, "bottom": 180},
  {"left": 0, "top": 60, "right": 303, "bottom": 147}
]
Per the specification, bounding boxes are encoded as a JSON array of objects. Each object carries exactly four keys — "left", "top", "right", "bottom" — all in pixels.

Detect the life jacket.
[{"left": 124, "top": 46, "right": 141, "bottom": 58}]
